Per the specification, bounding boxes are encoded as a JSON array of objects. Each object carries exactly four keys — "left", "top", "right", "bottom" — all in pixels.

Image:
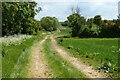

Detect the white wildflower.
[
  {"left": 112, "top": 51, "right": 115, "bottom": 53},
  {"left": 0, "top": 34, "right": 32, "bottom": 46},
  {"left": 42, "top": 33, "right": 46, "bottom": 34},
  {"left": 108, "top": 62, "right": 111, "bottom": 66}
]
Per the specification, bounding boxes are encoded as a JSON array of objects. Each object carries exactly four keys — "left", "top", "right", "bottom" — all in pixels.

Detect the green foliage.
[
  {"left": 2, "top": 2, "right": 41, "bottom": 36},
  {"left": 67, "top": 13, "right": 120, "bottom": 38},
  {"left": 100, "top": 19, "right": 120, "bottom": 38},
  {"left": 98, "top": 62, "right": 118, "bottom": 77},
  {"left": 41, "top": 16, "right": 59, "bottom": 32},
  {"left": 67, "top": 13, "right": 80, "bottom": 28},
  {"left": 32, "top": 19, "right": 43, "bottom": 34},
  {"left": 93, "top": 15, "right": 102, "bottom": 26},
  {"left": 60, "top": 20, "right": 68, "bottom": 26},
  {"left": 78, "top": 27, "right": 97, "bottom": 38},
  {"left": 67, "top": 13, "right": 86, "bottom": 37},
  {"left": 67, "top": 13, "right": 97, "bottom": 38},
  {"left": 87, "top": 18, "right": 94, "bottom": 29}
]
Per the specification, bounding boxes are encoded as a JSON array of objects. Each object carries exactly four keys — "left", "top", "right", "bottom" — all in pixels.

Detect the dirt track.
[
  {"left": 29, "top": 36, "right": 51, "bottom": 78},
  {"left": 29, "top": 35, "right": 107, "bottom": 78},
  {"left": 50, "top": 35, "right": 107, "bottom": 78}
]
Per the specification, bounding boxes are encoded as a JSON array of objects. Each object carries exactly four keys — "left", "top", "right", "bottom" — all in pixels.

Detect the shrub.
[{"left": 41, "top": 16, "right": 59, "bottom": 32}]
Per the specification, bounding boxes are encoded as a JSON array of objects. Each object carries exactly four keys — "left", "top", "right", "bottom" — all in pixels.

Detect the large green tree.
[
  {"left": 2, "top": 2, "right": 41, "bottom": 36},
  {"left": 67, "top": 13, "right": 86, "bottom": 37}
]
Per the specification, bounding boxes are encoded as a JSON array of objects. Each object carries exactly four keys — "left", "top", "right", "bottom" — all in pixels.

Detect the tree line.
[
  {"left": 2, "top": 2, "right": 120, "bottom": 38},
  {"left": 65, "top": 13, "right": 120, "bottom": 38},
  {"left": 2, "top": 2, "right": 59, "bottom": 36}
]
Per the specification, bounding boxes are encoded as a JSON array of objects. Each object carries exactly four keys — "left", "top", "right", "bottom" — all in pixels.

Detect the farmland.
[
  {"left": 1, "top": 1, "right": 120, "bottom": 79},
  {"left": 56, "top": 28, "right": 119, "bottom": 78},
  {"left": 1, "top": 27, "right": 119, "bottom": 78}
]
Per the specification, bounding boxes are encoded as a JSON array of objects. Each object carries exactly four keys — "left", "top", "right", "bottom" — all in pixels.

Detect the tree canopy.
[
  {"left": 40, "top": 16, "right": 59, "bottom": 32},
  {"left": 2, "top": 2, "right": 41, "bottom": 36}
]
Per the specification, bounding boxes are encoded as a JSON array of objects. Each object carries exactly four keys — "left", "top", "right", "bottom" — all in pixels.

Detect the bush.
[
  {"left": 99, "top": 20, "right": 120, "bottom": 38},
  {"left": 41, "top": 16, "right": 59, "bottom": 32},
  {"left": 67, "top": 13, "right": 86, "bottom": 37}
]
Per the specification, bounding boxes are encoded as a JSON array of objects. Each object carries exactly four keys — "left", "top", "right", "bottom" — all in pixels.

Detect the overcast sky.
[{"left": 34, "top": 0, "right": 119, "bottom": 22}]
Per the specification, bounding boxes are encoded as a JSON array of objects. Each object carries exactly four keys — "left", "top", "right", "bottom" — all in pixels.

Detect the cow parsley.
[{"left": 0, "top": 34, "right": 32, "bottom": 46}]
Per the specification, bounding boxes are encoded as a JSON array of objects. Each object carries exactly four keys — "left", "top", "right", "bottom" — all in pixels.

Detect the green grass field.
[
  {"left": 42, "top": 39, "right": 87, "bottom": 78},
  {"left": 2, "top": 34, "right": 49, "bottom": 78},
  {"left": 56, "top": 28, "right": 119, "bottom": 78}
]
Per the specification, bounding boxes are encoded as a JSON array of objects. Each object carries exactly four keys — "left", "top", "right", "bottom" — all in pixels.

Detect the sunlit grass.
[
  {"left": 2, "top": 33, "right": 50, "bottom": 78},
  {"left": 56, "top": 38, "right": 119, "bottom": 78},
  {"left": 42, "top": 39, "right": 87, "bottom": 78}
]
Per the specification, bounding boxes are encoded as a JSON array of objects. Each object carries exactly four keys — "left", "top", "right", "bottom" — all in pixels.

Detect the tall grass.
[{"left": 42, "top": 39, "right": 87, "bottom": 78}]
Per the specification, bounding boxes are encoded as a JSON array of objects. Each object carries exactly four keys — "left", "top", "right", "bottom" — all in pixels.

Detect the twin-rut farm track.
[
  {"left": 30, "top": 36, "right": 51, "bottom": 78},
  {"left": 29, "top": 35, "right": 107, "bottom": 78}
]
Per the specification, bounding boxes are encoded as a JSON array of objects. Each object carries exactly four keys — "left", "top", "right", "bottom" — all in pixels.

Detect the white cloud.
[
  {"left": 35, "top": 2, "right": 72, "bottom": 21},
  {"left": 35, "top": 1, "right": 118, "bottom": 21}
]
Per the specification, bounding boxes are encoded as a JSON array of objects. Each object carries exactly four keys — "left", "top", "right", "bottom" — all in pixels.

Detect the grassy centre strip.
[{"left": 42, "top": 39, "right": 87, "bottom": 78}]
